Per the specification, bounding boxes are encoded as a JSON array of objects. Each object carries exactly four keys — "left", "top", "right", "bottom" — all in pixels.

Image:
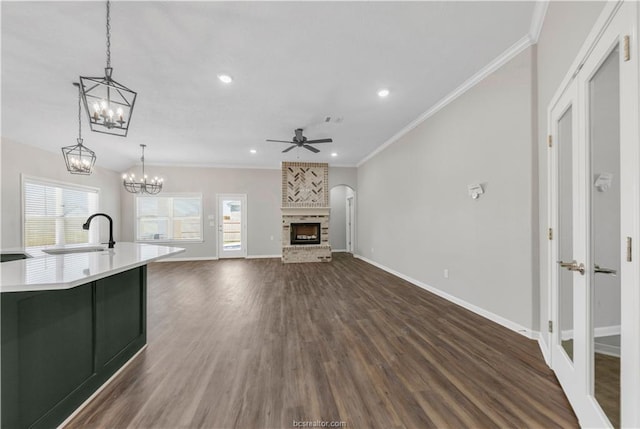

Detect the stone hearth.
[{"left": 281, "top": 162, "right": 331, "bottom": 263}]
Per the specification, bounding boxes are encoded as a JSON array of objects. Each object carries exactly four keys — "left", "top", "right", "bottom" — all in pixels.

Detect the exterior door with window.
[{"left": 217, "top": 194, "right": 247, "bottom": 258}]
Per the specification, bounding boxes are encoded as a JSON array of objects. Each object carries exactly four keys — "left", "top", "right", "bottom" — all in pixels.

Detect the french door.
[
  {"left": 217, "top": 194, "right": 247, "bottom": 258},
  {"left": 548, "top": 2, "right": 639, "bottom": 427}
]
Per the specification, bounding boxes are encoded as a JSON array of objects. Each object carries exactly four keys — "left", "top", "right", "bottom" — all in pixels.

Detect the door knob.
[
  {"left": 557, "top": 260, "right": 585, "bottom": 275},
  {"left": 594, "top": 264, "right": 617, "bottom": 276}
]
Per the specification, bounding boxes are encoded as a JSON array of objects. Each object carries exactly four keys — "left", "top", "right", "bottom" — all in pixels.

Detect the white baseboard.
[
  {"left": 353, "top": 254, "right": 538, "bottom": 340},
  {"left": 246, "top": 254, "right": 281, "bottom": 259},
  {"left": 537, "top": 334, "right": 551, "bottom": 365},
  {"left": 595, "top": 342, "right": 620, "bottom": 358},
  {"left": 331, "top": 249, "right": 347, "bottom": 253},
  {"left": 155, "top": 256, "right": 219, "bottom": 262},
  {"left": 58, "top": 345, "right": 147, "bottom": 428},
  {"left": 157, "top": 255, "right": 285, "bottom": 261}
]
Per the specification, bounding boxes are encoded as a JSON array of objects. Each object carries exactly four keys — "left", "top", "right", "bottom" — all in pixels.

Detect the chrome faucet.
[{"left": 83, "top": 213, "right": 115, "bottom": 248}]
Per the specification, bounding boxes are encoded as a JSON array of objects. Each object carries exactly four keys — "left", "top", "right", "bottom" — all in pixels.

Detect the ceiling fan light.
[
  {"left": 218, "top": 74, "right": 233, "bottom": 84},
  {"left": 377, "top": 88, "right": 390, "bottom": 98}
]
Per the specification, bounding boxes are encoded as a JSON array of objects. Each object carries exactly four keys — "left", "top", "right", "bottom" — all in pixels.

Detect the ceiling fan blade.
[
  {"left": 282, "top": 145, "right": 297, "bottom": 153},
  {"left": 267, "top": 139, "right": 293, "bottom": 143},
  {"left": 303, "top": 144, "right": 320, "bottom": 153},
  {"left": 305, "top": 138, "right": 333, "bottom": 144}
]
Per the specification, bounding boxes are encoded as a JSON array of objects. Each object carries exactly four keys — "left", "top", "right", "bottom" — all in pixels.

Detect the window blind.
[{"left": 23, "top": 178, "right": 99, "bottom": 247}]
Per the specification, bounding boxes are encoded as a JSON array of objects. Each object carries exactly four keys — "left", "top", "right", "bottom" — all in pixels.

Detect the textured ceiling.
[{"left": 1, "top": 1, "right": 536, "bottom": 171}]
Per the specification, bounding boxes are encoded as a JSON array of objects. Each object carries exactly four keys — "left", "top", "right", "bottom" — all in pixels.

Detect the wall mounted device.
[
  {"left": 594, "top": 172, "right": 613, "bottom": 192},
  {"left": 468, "top": 184, "right": 484, "bottom": 200}
]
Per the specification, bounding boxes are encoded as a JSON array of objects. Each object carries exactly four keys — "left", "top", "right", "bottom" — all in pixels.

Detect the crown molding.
[
  {"left": 357, "top": 34, "right": 534, "bottom": 167},
  {"left": 529, "top": 1, "right": 549, "bottom": 42}
]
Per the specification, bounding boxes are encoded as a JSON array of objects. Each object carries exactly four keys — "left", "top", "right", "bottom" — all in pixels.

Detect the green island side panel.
[{"left": 1, "top": 265, "right": 147, "bottom": 428}]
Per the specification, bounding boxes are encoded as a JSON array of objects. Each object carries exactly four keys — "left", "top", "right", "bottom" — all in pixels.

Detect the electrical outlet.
[
  {"left": 444, "top": 269, "right": 449, "bottom": 279},
  {"left": 270, "top": 235, "right": 274, "bottom": 241},
  {"left": 371, "top": 247, "right": 374, "bottom": 254}
]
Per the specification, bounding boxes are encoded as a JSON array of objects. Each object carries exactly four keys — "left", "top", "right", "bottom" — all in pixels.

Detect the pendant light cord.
[
  {"left": 106, "top": 0, "right": 111, "bottom": 69},
  {"left": 140, "top": 144, "right": 146, "bottom": 179},
  {"left": 77, "top": 85, "right": 82, "bottom": 141}
]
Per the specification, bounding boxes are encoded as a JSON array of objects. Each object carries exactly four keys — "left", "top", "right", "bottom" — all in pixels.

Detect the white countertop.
[{"left": 1, "top": 242, "right": 184, "bottom": 293}]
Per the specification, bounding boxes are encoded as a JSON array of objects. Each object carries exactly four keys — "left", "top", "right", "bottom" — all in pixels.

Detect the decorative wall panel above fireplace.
[
  {"left": 281, "top": 161, "right": 331, "bottom": 263},
  {"left": 282, "top": 162, "right": 329, "bottom": 208}
]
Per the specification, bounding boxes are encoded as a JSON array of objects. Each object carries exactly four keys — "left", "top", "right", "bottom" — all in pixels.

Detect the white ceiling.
[{"left": 2, "top": 1, "right": 537, "bottom": 172}]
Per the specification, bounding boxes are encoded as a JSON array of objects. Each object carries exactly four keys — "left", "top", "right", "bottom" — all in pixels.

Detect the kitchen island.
[{"left": 1, "top": 242, "right": 184, "bottom": 429}]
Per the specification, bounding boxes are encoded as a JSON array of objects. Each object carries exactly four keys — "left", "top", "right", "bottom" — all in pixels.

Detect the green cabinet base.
[{"left": 1, "top": 266, "right": 147, "bottom": 428}]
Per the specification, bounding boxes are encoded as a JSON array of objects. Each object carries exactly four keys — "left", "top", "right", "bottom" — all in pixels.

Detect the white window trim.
[
  {"left": 134, "top": 192, "right": 204, "bottom": 244},
  {"left": 21, "top": 174, "right": 101, "bottom": 247}
]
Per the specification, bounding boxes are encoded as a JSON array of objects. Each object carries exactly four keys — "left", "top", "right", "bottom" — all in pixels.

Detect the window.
[
  {"left": 136, "top": 194, "right": 202, "bottom": 242},
  {"left": 23, "top": 177, "right": 99, "bottom": 247}
]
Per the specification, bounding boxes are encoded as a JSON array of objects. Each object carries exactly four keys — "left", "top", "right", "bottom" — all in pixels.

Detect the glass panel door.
[
  {"left": 548, "top": 3, "right": 639, "bottom": 427},
  {"left": 558, "top": 106, "right": 575, "bottom": 362},
  {"left": 549, "top": 80, "right": 582, "bottom": 407},
  {"left": 588, "top": 46, "right": 621, "bottom": 429}
]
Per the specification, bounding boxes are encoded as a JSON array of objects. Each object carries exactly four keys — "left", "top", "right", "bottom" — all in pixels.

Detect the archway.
[{"left": 329, "top": 185, "right": 356, "bottom": 253}]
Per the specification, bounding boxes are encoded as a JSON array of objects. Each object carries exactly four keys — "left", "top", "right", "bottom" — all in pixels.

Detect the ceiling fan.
[{"left": 266, "top": 128, "right": 333, "bottom": 153}]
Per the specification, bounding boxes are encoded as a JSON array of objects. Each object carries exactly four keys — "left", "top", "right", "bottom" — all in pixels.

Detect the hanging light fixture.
[
  {"left": 62, "top": 83, "right": 97, "bottom": 175},
  {"left": 123, "top": 144, "right": 163, "bottom": 195},
  {"left": 80, "top": 0, "right": 137, "bottom": 137}
]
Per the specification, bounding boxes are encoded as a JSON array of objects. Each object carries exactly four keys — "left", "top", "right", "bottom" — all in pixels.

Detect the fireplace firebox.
[{"left": 290, "top": 223, "right": 321, "bottom": 245}]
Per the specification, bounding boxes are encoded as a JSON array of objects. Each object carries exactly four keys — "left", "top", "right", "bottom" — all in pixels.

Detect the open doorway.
[{"left": 329, "top": 185, "right": 355, "bottom": 254}]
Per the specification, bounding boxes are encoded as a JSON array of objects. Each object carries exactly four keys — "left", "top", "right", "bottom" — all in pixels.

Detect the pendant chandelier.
[
  {"left": 123, "top": 144, "right": 163, "bottom": 195},
  {"left": 80, "top": 0, "right": 137, "bottom": 137},
  {"left": 62, "top": 83, "right": 97, "bottom": 175}
]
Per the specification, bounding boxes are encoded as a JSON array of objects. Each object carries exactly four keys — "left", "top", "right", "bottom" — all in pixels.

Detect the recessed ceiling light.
[
  {"left": 331, "top": 152, "right": 338, "bottom": 157},
  {"left": 250, "top": 149, "right": 257, "bottom": 154},
  {"left": 377, "top": 88, "right": 390, "bottom": 98},
  {"left": 218, "top": 74, "right": 233, "bottom": 84}
]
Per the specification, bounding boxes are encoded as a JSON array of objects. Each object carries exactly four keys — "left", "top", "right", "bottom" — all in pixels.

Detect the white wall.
[
  {"left": 1, "top": 140, "right": 122, "bottom": 248},
  {"left": 120, "top": 165, "right": 282, "bottom": 259},
  {"left": 536, "top": 1, "right": 606, "bottom": 346},
  {"left": 357, "top": 47, "right": 536, "bottom": 330},
  {"left": 329, "top": 167, "right": 357, "bottom": 190},
  {"left": 120, "top": 165, "right": 357, "bottom": 259}
]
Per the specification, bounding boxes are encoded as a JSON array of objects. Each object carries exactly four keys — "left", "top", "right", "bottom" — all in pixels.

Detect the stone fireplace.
[{"left": 282, "top": 162, "right": 331, "bottom": 263}]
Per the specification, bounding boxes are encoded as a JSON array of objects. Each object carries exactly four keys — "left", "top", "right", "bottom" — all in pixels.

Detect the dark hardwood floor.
[{"left": 66, "top": 253, "right": 578, "bottom": 428}]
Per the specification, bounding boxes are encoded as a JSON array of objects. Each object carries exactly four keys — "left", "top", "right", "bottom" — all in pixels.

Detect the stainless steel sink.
[{"left": 42, "top": 246, "right": 107, "bottom": 255}]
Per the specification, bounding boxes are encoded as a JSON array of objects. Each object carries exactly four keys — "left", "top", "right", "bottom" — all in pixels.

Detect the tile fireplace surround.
[{"left": 281, "top": 162, "right": 331, "bottom": 263}]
